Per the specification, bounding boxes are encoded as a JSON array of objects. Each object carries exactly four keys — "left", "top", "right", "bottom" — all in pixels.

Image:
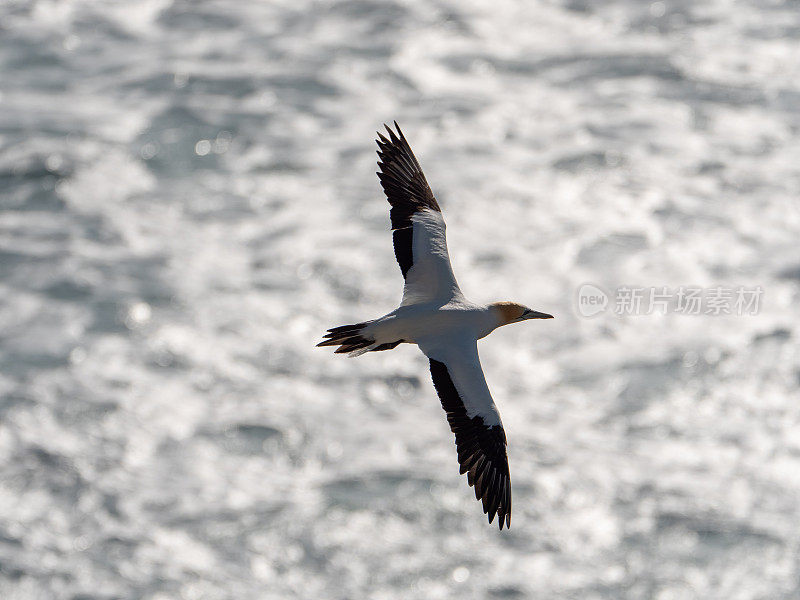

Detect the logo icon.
[{"left": 576, "top": 283, "right": 609, "bottom": 317}]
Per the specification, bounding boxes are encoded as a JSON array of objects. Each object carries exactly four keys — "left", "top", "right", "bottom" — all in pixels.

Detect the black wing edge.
[
  {"left": 429, "top": 359, "right": 512, "bottom": 530},
  {"left": 376, "top": 121, "right": 440, "bottom": 230},
  {"left": 376, "top": 122, "right": 440, "bottom": 279}
]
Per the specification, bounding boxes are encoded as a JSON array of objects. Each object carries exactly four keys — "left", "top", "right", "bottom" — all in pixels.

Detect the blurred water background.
[{"left": 1, "top": 0, "right": 799, "bottom": 598}]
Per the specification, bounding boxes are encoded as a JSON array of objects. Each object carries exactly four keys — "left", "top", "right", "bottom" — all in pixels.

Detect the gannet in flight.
[{"left": 318, "top": 123, "right": 553, "bottom": 529}]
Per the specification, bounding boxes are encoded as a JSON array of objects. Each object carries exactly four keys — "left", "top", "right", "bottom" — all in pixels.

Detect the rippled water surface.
[{"left": 1, "top": 1, "right": 799, "bottom": 598}]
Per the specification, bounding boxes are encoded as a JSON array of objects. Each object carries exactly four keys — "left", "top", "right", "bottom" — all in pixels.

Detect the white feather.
[
  {"left": 401, "top": 209, "right": 463, "bottom": 306},
  {"left": 417, "top": 331, "right": 503, "bottom": 426}
]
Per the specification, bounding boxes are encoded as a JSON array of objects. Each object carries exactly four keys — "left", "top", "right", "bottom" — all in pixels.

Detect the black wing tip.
[
  {"left": 382, "top": 120, "right": 399, "bottom": 133},
  {"left": 376, "top": 121, "right": 441, "bottom": 245},
  {"left": 376, "top": 123, "right": 397, "bottom": 141},
  {"left": 497, "top": 512, "right": 511, "bottom": 530},
  {"left": 474, "top": 474, "right": 511, "bottom": 530},
  {"left": 378, "top": 121, "right": 409, "bottom": 148},
  {"left": 429, "top": 358, "right": 512, "bottom": 531},
  {"left": 375, "top": 121, "right": 409, "bottom": 155},
  {"left": 484, "top": 484, "right": 511, "bottom": 530}
]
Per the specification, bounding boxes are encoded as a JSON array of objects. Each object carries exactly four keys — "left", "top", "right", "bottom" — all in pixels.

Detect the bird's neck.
[{"left": 476, "top": 304, "right": 509, "bottom": 339}]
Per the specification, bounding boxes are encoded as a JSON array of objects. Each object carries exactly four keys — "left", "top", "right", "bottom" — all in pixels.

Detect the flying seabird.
[{"left": 318, "top": 122, "right": 553, "bottom": 529}]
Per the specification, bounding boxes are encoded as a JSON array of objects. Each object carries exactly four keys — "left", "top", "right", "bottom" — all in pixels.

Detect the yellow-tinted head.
[{"left": 490, "top": 301, "right": 554, "bottom": 326}]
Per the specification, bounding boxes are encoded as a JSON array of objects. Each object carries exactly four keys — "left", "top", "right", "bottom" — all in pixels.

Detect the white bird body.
[
  {"left": 364, "top": 300, "right": 497, "bottom": 348},
  {"left": 318, "top": 123, "right": 553, "bottom": 529}
]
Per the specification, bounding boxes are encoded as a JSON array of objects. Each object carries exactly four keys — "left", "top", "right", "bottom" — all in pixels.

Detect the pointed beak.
[{"left": 522, "top": 309, "right": 554, "bottom": 320}]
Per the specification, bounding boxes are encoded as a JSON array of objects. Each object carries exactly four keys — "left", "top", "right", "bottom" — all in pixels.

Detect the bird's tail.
[{"left": 316, "top": 322, "right": 402, "bottom": 357}]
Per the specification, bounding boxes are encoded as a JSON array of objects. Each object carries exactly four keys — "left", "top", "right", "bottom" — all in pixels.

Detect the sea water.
[{"left": 1, "top": 1, "right": 799, "bottom": 598}]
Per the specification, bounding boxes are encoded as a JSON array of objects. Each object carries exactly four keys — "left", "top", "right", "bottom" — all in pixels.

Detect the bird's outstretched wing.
[
  {"left": 417, "top": 334, "right": 512, "bottom": 529},
  {"left": 376, "top": 122, "right": 462, "bottom": 306}
]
